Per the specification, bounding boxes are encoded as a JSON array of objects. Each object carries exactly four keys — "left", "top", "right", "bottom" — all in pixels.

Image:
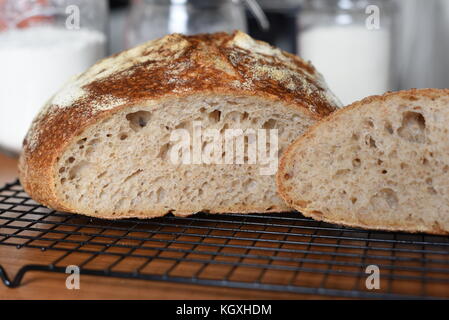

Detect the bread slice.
[
  {"left": 19, "top": 31, "right": 340, "bottom": 219},
  {"left": 277, "top": 88, "right": 449, "bottom": 235}
]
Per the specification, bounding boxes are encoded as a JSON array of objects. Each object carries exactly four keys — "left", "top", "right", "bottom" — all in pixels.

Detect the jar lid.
[
  {"left": 144, "top": 0, "right": 270, "bottom": 30},
  {"left": 146, "top": 0, "right": 236, "bottom": 6},
  {"left": 303, "top": 0, "right": 394, "bottom": 12}
]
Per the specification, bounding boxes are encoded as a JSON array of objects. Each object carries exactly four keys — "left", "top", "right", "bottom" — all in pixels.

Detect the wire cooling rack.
[{"left": 0, "top": 180, "right": 448, "bottom": 299}]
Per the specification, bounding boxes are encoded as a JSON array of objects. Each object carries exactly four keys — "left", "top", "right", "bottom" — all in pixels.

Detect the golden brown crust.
[
  {"left": 19, "top": 31, "right": 340, "bottom": 215},
  {"left": 277, "top": 88, "right": 449, "bottom": 235}
]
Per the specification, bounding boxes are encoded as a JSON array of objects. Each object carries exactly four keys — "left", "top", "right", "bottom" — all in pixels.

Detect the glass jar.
[
  {"left": 0, "top": 0, "right": 108, "bottom": 155},
  {"left": 125, "top": 0, "right": 248, "bottom": 49},
  {"left": 395, "top": 0, "right": 449, "bottom": 90},
  {"left": 297, "top": 0, "right": 396, "bottom": 106}
]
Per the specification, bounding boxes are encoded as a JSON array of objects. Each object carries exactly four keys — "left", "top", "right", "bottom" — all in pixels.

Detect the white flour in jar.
[
  {"left": 0, "top": 26, "right": 106, "bottom": 153},
  {"left": 299, "top": 25, "right": 391, "bottom": 106}
]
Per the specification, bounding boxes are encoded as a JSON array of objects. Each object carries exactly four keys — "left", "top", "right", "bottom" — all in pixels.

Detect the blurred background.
[{"left": 1, "top": 0, "right": 449, "bottom": 156}]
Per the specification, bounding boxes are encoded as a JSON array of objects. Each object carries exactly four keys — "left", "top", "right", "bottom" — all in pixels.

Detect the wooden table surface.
[
  {"left": 0, "top": 152, "right": 18, "bottom": 187},
  {"left": 0, "top": 152, "right": 322, "bottom": 300}
]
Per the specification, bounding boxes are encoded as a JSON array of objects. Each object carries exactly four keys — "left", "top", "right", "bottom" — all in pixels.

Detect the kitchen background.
[{"left": 0, "top": 0, "right": 448, "bottom": 156}]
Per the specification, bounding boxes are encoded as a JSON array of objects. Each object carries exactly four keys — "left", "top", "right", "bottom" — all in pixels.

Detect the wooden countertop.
[
  {"left": 0, "top": 152, "right": 319, "bottom": 300},
  {"left": 0, "top": 152, "right": 18, "bottom": 186}
]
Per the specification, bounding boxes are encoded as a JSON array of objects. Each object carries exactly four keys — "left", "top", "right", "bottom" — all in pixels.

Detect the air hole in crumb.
[
  {"left": 68, "top": 161, "right": 90, "bottom": 180},
  {"left": 352, "top": 158, "right": 361, "bottom": 168},
  {"left": 124, "top": 169, "right": 143, "bottom": 183},
  {"left": 243, "top": 179, "right": 257, "bottom": 192},
  {"left": 365, "top": 120, "right": 374, "bottom": 128},
  {"left": 370, "top": 188, "right": 398, "bottom": 210},
  {"left": 208, "top": 110, "right": 221, "bottom": 123},
  {"left": 366, "top": 135, "right": 377, "bottom": 148},
  {"left": 98, "top": 172, "right": 107, "bottom": 179},
  {"left": 382, "top": 170, "right": 388, "bottom": 174},
  {"left": 335, "top": 169, "right": 351, "bottom": 176},
  {"left": 284, "top": 173, "right": 291, "bottom": 180},
  {"left": 226, "top": 111, "right": 241, "bottom": 122},
  {"left": 385, "top": 122, "right": 394, "bottom": 134},
  {"left": 59, "top": 167, "right": 65, "bottom": 173},
  {"left": 120, "top": 134, "right": 128, "bottom": 140},
  {"left": 158, "top": 143, "right": 170, "bottom": 160},
  {"left": 262, "top": 119, "right": 277, "bottom": 130},
  {"left": 220, "top": 123, "right": 229, "bottom": 134},
  {"left": 175, "top": 121, "right": 189, "bottom": 130},
  {"left": 68, "top": 157, "right": 75, "bottom": 164},
  {"left": 398, "top": 111, "right": 426, "bottom": 143},
  {"left": 351, "top": 197, "right": 358, "bottom": 204},
  {"left": 88, "top": 138, "right": 100, "bottom": 146},
  {"left": 126, "top": 111, "right": 152, "bottom": 132},
  {"left": 156, "top": 187, "right": 166, "bottom": 202},
  {"left": 114, "top": 199, "right": 126, "bottom": 211}
]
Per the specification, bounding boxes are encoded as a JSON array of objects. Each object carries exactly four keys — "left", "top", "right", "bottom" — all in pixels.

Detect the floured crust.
[
  {"left": 277, "top": 88, "right": 449, "bottom": 235},
  {"left": 19, "top": 31, "right": 341, "bottom": 215}
]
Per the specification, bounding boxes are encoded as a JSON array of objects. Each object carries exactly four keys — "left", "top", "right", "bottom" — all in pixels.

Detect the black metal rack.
[{"left": 1, "top": 180, "right": 448, "bottom": 299}]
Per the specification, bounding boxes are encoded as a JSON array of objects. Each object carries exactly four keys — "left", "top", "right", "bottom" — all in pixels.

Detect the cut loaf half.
[
  {"left": 278, "top": 89, "right": 449, "bottom": 235},
  {"left": 19, "top": 31, "right": 340, "bottom": 219}
]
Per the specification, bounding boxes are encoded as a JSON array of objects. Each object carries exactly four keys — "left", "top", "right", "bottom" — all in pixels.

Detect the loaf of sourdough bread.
[
  {"left": 278, "top": 89, "right": 449, "bottom": 235},
  {"left": 19, "top": 31, "right": 340, "bottom": 219}
]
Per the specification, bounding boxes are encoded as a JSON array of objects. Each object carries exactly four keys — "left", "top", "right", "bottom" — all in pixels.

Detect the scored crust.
[
  {"left": 19, "top": 30, "right": 341, "bottom": 214},
  {"left": 277, "top": 88, "right": 449, "bottom": 235}
]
